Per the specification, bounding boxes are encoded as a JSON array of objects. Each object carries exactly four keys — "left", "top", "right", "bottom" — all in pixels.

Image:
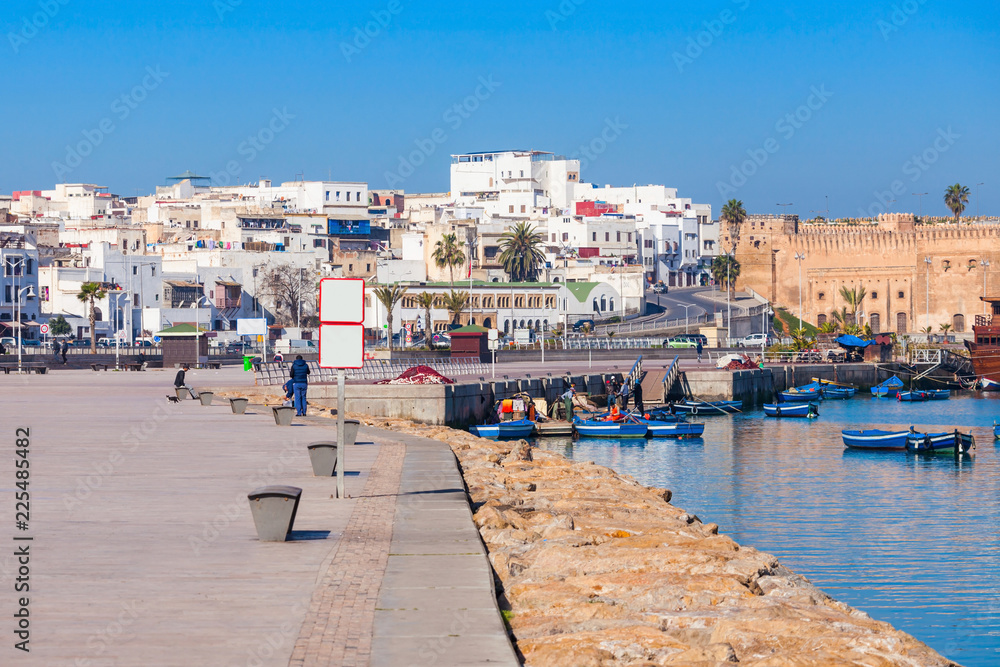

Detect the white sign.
[
  {"left": 237, "top": 318, "right": 267, "bottom": 336},
  {"left": 488, "top": 328, "right": 499, "bottom": 341},
  {"left": 488, "top": 339, "right": 499, "bottom": 351},
  {"left": 320, "top": 279, "right": 365, "bottom": 324},
  {"left": 39, "top": 324, "right": 50, "bottom": 335},
  {"left": 319, "top": 325, "right": 365, "bottom": 369}
]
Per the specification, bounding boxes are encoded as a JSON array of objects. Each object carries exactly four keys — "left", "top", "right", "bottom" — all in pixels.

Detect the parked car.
[
  {"left": 671, "top": 333, "right": 707, "bottom": 346},
  {"left": 737, "top": 333, "right": 776, "bottom": 348},
  {"left": 0, "top": 337, "right": 16, "bottom": 348},
  {"left": 273, "top": 339, "right": 317, "bottom": 354},
  {"left": 71, "top": 338, "right": 92, "bottom": 347},
  {"left": 431, "top": 333, "right": 451, "bottom": 349},
  {"left": 572, "top": 319, "right": 596, "bottom": 332},
  {"left": 664, "top": 337, "right": 698, "bottom": 349},
  {"left": 652, "top": 283, "right": 668, "bottom": 294}
]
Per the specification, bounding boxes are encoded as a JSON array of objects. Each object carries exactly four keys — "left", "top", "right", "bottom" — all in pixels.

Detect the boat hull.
[
  {"left": 640, "top": 420, "right": 705, "bottom": 438},
  {"left": 822, "top": 387, "right": 855, "bottom": 399},
  {"left": 842, "top": 430, "right": 910, "bottom": 450},
  {"left": 779, "top": 390, "right": 822, "bottom": 402},
  {"left": 926, "top": 390, "right": 951, "bottom": 400},
  {"left": 471, "top": 419, "right": 535, "bottom": 440},
  {"left": 906, "top": 431, "right": 975, "bottom": 454},
  {"left": 982, "top": 378, "right": 1000, "bottom": 391},
  {"left": 898, "top": 391, "right": 929, "bottom": 402},
  {"left": 671, "top": 401, "right": 741, "bottom": 415},
  {"left": 574, "top": 419, "right": 648, "bottom": 439},
  {"left": 764, "top": 403, "right": 818, "bottom": 418}
]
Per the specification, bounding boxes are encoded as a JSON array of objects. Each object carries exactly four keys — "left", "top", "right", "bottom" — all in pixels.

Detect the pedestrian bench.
[
  {"left": 126, "top": 363, "right": 144, "bottom": 371},
  {"left": 207, "top": 361, "right": 222, "bottom": 370},
  {"left": 25, "top": 366, "right": 47, "bottom": 374},
  {"left": 91, "top": 363, "right": 109, "bottom": 371},
  {"left": 0, "top": 366, "right": 11, "bottom": 375}
]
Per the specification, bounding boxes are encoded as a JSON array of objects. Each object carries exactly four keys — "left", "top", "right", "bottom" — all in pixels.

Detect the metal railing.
[
  {"left": 912, "top": 349, "right": 943, "bottom": 364},
  {"left": 594, "top": 313, "right": 711, "bottom": 335},
  {"left": 253, "top": 357, "right": 491, "bottom": 386}
]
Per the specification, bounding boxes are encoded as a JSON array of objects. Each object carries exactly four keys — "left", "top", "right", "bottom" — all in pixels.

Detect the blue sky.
[{"left": 2, "top": 0, "right": 997, "bottom": 219}]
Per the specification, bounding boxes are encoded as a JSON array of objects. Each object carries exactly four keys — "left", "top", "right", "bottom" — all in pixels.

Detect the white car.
[{"left": 738, "top": 333, "right": 775, "bottom": 347}]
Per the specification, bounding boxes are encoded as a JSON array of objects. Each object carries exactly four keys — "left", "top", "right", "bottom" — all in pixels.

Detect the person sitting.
[
  {"left": 606, "top": 403, "right": 621, "bottom": 422},
  {"left": 173, "top": 365, "right": 199, "bottom": 399}
]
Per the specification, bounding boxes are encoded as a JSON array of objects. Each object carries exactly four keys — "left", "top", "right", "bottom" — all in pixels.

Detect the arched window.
[
  {"left": 593, "top": 298, "right": 599, "bottom": 312},
  {"left": 93, "top": 307, "right": 103, "bottom": 322},
  {"left": 954, "top": 314, "right": 966, "bottom": 333},
  {"left": 896, "top": 312, "right": 907, "bottom": 333},
  {"left": 869, "top": 313, "right": 881, "bottom": 334},
  {"left": 519, "top": 319, "right": 526, "bottom": 329},
  {"left": 503, "top": 320, "right": 509, "bottom": 333},
  {"left": 817, "top": 314, "right": 827, "bottom": 326},
  {"left": 609, "top": 299, "right": 615, "bottom": 312},
  {"left": 600, "top": 296, "right": 607, "bottom": 312},
  {"left": 484, "top": 318, "right": 493, "bottom": 328}
]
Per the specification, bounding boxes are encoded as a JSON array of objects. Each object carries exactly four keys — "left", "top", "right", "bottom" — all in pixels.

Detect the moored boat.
[
  {"left": 898, "top": 391, "right": 929, "bottom": 402},
  {"left": 574, "top": 417, "right": 648, "bottom": 439},
  {"left": 812, "top": 378, "right": 859, "bottom": 391},
  {"left": 470, "top": 419, "right": 535, "bottom": 440},
  {"left": 469, "top": 424, "right": 500, "bottom": 439},
  {"left": 779, "top": 386, "right": 823, "bottom": 402},
  {"left": 764, "top": 403, "right": 819, "bottom": 418},
  {"left": 994, "top": 422, "right": 1000, "bottom": 440},
  {"left": 842, "top": 429, "right": 911, "bottom": 450},
  {"left": 670, "top": 400, "right": 742, "bottom": 416},
  {"left": 871, "top": 376, "right": 904, "bottom": 398},
  {"left": 966, "top": 302, "right": 1000, "bottom": 385},
  {"left": 925, "top": 389, "right": 951, "bottom": 400},
  {"left": 981, "top": 378, "right": 1000, "bottom": 391},
  {"left": 638, "top": 419, "right": 705, "bottom": 438},
  {"left": 905, "top": 430, "right": 975, "bottom": 455},
  {"left": 822, "top": 387, "right": 855, "bottom": 400}
]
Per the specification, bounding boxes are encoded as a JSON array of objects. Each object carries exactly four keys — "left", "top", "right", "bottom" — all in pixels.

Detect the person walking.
[
  {"left": 696, "top": 340, "right": 704, "bottom": 363},
  {"left": 173, "top": 365, "right": 198, "bottom": 399},
  {"left": 290, "top": 354, "right": 311, "bottom": 417},
  {"left": 53, "top": 341, "right": 61, "bottom": 364},
  {"left": 60, "top": 341, "right": 68, "bottom": 365}
]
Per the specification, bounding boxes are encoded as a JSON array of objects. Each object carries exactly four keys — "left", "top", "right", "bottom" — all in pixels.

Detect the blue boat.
[
  {"left": 842, "top": 429, "right": 911, "bottom": 450},
  {"left": 822, "top": 387, "right": 855, "bottom": 400},
  {"left": 780, "top": 386, "right": 823, "bottom": 402},
  {"left": 982, "top": 378, "right": 1000, "bottom": 391},
  {"left": 638, "top": 419, "right": 705, "bottom": 438},
  {"left": 871, "top": 376, "right": 904, "bottom": 398},
  {"left": 897, "top": 391, "right": 929, "bottom": 402},
  {"left": 574, "top": 418, "right": 648, "bottom": 439},
  {"left": 905, "top": 430, "right": 975, "bottom": 455},
  {"left": 764, "top": 403, "right": 819, "bottom": 418},
  {"left": 470, "top": 419, "right": 535, "bottom": 440},
  {"left": 925, "top": 389, "right": 951, "bottom": 400},
  {"left": 670, "top": 401, "right": 742, "bottom": 416},
  {"left": 994, "top": 422, "right": 1000, "bottom": 440}
]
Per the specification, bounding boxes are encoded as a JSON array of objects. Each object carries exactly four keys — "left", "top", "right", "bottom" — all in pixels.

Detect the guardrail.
[
  {"left": 253, "top": 357, "right": 491, "bottom": 386},
  {"left": 594, "top": 314, "right": 711, "bottom": 335}
]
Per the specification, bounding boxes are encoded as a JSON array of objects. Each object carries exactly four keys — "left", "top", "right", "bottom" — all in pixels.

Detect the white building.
[
  {"left": 450, "top": 151, "right": 581, "bottom": 218},
  {"left": 1, "top": 233, "right": 41, "bottom": 341}
]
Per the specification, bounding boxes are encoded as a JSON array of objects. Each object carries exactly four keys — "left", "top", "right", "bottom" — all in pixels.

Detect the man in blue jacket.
[{"left": 289, "top": 355, "right": 310, "bottom": 416}]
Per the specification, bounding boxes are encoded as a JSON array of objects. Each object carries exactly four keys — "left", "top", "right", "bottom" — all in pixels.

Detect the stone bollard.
[
  {"left": 343, "top": 419, "right": 361, "bottom": 447},
  {"left": 272, "top": 406, "right": 294, "bottom": 426},
  {"left": 229, "top": 398, "right": 249, "bottom": 415},
  {"left": 307, "top": 442, "right": 338, "bottom": 476},
  {"left": 247, "top": 486, "right": 302, "bottom": 542},
  {"left": 175, "top": 388, "right": 188, "bottom": 400},
  {"left": 198, "top": 392, "right": 214, "bottom": 407}
]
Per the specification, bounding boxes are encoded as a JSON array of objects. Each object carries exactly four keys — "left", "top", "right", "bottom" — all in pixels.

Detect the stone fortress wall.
[{"left": 727, "top": 213, "right": 1000, "bottom": 335}]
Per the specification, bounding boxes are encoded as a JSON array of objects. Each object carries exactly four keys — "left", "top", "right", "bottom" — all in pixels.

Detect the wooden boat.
[
  {"left": 812, "top": 378, "right": 859, "bottom": 390},
  {"left": 897, "top": 391, "right": 929, "bottom": 402},
  {"left": 821, "top": 387, "right": 855, "bottom": 400},
  {"left": 534, "top": 420, "right": 575, "bottom": 437},
  {"left": 966, "top": 304, "right": 1000, "bottom": 382},
  {"left": 981, "top": 378, "right": 1000, "bottom": 391},
  {"left": 573, "top": 417, "right": 648, "bottom": 439},
  {"left": 470, "top": 419, "right": 535, "bottom": 440},
  {"left": 871, "top": 376, "right": 904, "bottom": 398},
  {"left": 638, "top": 419, "right": 705, "bottom": 438},
  {"left": 763, "top": 403, "right": 819, "bottom": 418},
  {"left": 905, "top": 430, "right": 975, "bottom": 455},
  {"left": 842, "top": 429, "right": 911, "bottom": 450},
  {"left": 779, "top": 386, "right": 823, "bottom": 402},
  {"left": 670, "top": 401, "right": 741, "bottom": 416},
  {"left": 925, "top": 389, "right": 951, "bottom": 400},
  {"left": 994, "top": 422, "right": 1000, "bottom": 440}
]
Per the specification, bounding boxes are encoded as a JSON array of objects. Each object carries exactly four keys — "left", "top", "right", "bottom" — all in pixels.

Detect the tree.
[
  {"left": 721, "top": 199, "right": 748, "bottom": 251},
  {"left": 433, "top": 233, "right": 466, "bottom": 285},
  {"left": 261, "top": 265, "right": 316, "bottom": 327},
  {"left": 818, "top": 321, "right": 838, "bottom": 334},
  {"left": 939, "top": 323, "right": 953, "bottom": 335},
  {"left": 920, "top": 326, "right": 933, "bottom": 336},
  {"left": 944, "top": 184, "right": 970, "bottom": 222},
  {"left": 831, "top": 307, "right": 850, "bottom": 330},
  {"left": 498, "top": 222, "right": 546, "bottom": 283},
  {"left": 417, "top": 292, "right": 436, "bottom": 335},
  {"left": 442, "top": 290, "right": 470, "bottom": 326},
  {"left": 838, "top": 286, "right": 867, "bottom": 325},
  {"left": 76, "top": 282, "right": 107, "bottom": 354},
  {"left": 48, "top": 315, "right": 71, "bottom": 337},
  {"left": 711, "top": 255, "right": 741, "bottom": 298},
  {"left": 372, "top": 283, "right": 408, "bottom": 350}
]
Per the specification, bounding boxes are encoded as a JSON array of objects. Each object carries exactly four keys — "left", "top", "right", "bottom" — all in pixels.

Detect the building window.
[
  {"left": 817, "top": 314, "right": 826, "bottom": 326},
  {"left": 325, "top": 191, "right": 330, "bottom": 201},
  {"left": 356, "top": 192, "right": 361, "bottom": 201},
  {"left": 898, "top": 291, "right": 905, "bottom": 299},
  {"left": 870, "top": 313, "right": 881, "bottom": 333},
  {"left": 562, "top": 233, "right": 569, "bottom": 242},
  {"left": 520, "top": 205, "right": 526, "bottom": 214},
  {"left": 336, "top": 191, "right": 341, "bottom": 200},
  {"left": 592, "top": 232, "right": 597, "bottom": 242},
  {"left": 818, "top": 292, "right": 825, "bottom": 300},
  {"left": 896, "top": 312, "right": 907, "bottom": 333},
  {"left": 551, "top": 234, "right": 556, "bottom": 242},
  {"left": 617, "top": 232, "right": 621, "bottom": 242},
  {"left": 627, "top": 233, "right": 632, "bottom": 242},
  {"left": 871, "top": 292, "right": 878, "bottom": 300},
  {"left": 509, "top": 205, "right": 515, "bottom": 214},
  {"left": 346, "top": 192, "right": 351, "bottom": 202},
  {"left": 954, "top": 314, "right": 966, "bottom": 333},
  {"left": 605, "top": 232, "right": 610, "bottom": 242}
]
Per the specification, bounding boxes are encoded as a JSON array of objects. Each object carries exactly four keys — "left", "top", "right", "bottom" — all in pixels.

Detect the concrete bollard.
[
  {"left": 307, "top": 442, "right": 338, "bottom": 476},
  {"left": 229, "top": 398, "right": 249, "bottom": 415},
  {"left": 272, "top": 406, "right": 294, "bottom": 426},
  {"left": 175, "top": 388, "right": 188, "bottom": 400},
  {"left": 199, "top": 392, "right": 214, "bottom": 406},
  {"left": 247, "top": 486, "right": 302, "bottom": 542},
  {"left": 343, "top": 419, "right": 361, "bottom": 447}
]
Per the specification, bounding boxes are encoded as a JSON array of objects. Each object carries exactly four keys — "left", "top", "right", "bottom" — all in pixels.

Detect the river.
[{"left": 537, "top": 393, "right": 1000, "bottom": 666}]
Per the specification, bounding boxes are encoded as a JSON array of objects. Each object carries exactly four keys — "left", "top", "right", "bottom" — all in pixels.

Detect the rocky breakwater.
[{"left": 353, "top": 417, "right": 958, "bottom": 666}]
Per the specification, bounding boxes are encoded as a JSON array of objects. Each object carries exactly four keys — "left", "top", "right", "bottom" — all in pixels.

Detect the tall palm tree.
[
  {"left": 372, "top": 283, "right": 408, "bottom": 350},
  {"left": 498, "top": 222, "right": 546, "bottom": 283},
  {"left": 76, "top": 282, "right": 107, "bottom": 354},
  {"left": 944, "top": 184, "right": 970, "bottom": 223},
  {"left": 838, "top": 286, "right": 867, "bottom": 325},
  {"left": 417, "top": 292, "right": 435, "bottom": 336},
  {"left": 711, "top": 255, "right": 741, "bottom": 299},
  {"left": 442, "top": 290, "right": 470, "bottom": 326},
  {"left": 721, "top": 199, "right": 747, "bottom": 251},
  {"left": 831, "top": 307, "right": 850, "bottom": 331},
  {"left": 433, "top": 233, "right": 466, "bottom": 285}
]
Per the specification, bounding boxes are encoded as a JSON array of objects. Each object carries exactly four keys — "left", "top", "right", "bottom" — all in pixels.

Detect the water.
[{"left": 536, "top": 394, "right": 1000, "bottom": 665}]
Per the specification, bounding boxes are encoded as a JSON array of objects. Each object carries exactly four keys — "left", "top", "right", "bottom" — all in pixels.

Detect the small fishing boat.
[
  {"left": 871, "top": 376, "right": 905, "bottom": 398},
  {"left": 905, "top": 430, "right": 975, "bottom": 455},
  {"left": 822, "top": 387, "right": 855, "bottom": 400},
  {"left": 574, "top": 417, "right": 648, "bottom": 439},
  {"left": 842, "top": 429, "right": 911, "bottom": 450},
  {"left": 994, "top": 422, "right": 1000, "bottom": 440},
  {"left": 469, "top": 419, "right": 535, "bottom": 440},
  {"left": 642, "top": 410, "right": 683, "bottom": 423},
  {"left": 813, "top": 378, "right": 859, "bottom": 391},
  {"left": 638, "top": 419, "right": 705, "bottom": 438},
  {"left": 897, "top": 391, "right": 929, "bottom": 402},
  {"left": 779, "top": 386, "right": 823, "bottom": 402},
  {"left": 670, "top": 401, "right": 742, "bottom": 416},
  {"left": 982, "top": 378, "right": 1000, "bottom": 391},
  {"left": 925, "top": 389, "right": 951, "bottom": 400},
  {"left": 763, "top": 403, "right": 819, "bottom": 418}
]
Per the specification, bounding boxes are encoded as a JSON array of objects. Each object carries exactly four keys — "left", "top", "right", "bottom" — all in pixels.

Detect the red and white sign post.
[{"left": 318, "top": 279, "right": 366, "bottom": 498}]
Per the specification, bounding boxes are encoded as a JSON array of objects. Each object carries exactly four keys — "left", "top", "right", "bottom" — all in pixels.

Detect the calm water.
[{"left": 537, "top": 394, "right": 1000, "bottom": 666}]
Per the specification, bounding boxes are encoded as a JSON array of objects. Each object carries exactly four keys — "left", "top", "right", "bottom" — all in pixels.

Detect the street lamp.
[
  {"left": 913, "top": 192, "right": 929, "bottom": 218},
  {"left": 794, "top": 253, "right": 806, "bottom": 329},
  {"left": 15, "top": 285, "right": 36, "bottom": 375},
  {"left": 925, "top": 257, "right": 933, "bottom": 334},
  {"left": 191, "top": 295, "right": 210, "bottom": 367},
  {"left": 678, "top": 303, "right": 695, "bottom": 333},
  {"left": 777, "top": 203, "right": 794, "bottom": 216},
  {"left": 978, "top": 183, "right": 985, "bottom": 221},
  {"left": 982, "top": 260, "right": 991, "bottom": 314}
]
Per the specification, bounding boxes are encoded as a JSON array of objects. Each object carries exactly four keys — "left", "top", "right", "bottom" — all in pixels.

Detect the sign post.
[
  {"left": 488, "top": 329, "right": 499, "bottom": 379},
  {"left": 318, "top": 279, "right": 366, "bottom": 499}
]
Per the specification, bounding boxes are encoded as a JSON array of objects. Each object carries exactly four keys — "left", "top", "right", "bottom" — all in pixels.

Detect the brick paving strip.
[{"left": 288, "top": 439, "right": 407, "bottom": 667}]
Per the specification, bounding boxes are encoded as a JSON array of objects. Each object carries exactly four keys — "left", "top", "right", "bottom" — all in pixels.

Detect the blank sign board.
[
  {"left": 320, "top": 279, "right": 365, "bottom": 324},
  {"left": 319, "top": 325, "right": 365, "bottom": 369}
]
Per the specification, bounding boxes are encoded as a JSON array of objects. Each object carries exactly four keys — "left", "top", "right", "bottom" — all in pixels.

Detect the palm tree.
[
  {"left": 372, "top": 283, "right": 408, "bottom": 350},
  {"left": 711, "top": 255, "right": 741, "bottom": 298},
  {"left": 831, "top": 307, "right": 850, "bottom": 331},
  {"left": 498, "top": 222, "right": 546, "bottom": 283},
  {"left": 838, "top": 286, "right": 867, "bottom": 325},
  {"left": 442, "top": 290, "right": 470, "bottom": 326},
  {"left": 944, "top": 184, "right": 970, "bottom": 223},
  {"left": 417, "top": 292, "right": 435, "bottom": 336},
  {"left": 433, "top": 233, "right": 466, "bottom": 285},
  {"left": 939, "top": 323, "right": 953, "bottom": 335},
  {"left": 818, "top": 321, "right": 838, "bottom": 334},
  {"left": 76, "top": 282, "right": 107, "bottom": 354},
  {"left": 721, "top": 199, "right": 747, "bottom": 251}
]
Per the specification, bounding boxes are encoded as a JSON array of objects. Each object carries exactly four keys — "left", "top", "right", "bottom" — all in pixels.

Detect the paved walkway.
[{"left": 0, "top": 368, "right": 516, "bottom": 666}]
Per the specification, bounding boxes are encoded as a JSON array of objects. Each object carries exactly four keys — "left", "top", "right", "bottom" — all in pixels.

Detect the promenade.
[{"left": 0, "top": 368, "right": 516, "bottom": 666}]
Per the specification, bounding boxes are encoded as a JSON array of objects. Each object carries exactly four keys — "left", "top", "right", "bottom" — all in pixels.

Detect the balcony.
[{"left": 215, "top": 298, "right": 241, "bottom": 309}]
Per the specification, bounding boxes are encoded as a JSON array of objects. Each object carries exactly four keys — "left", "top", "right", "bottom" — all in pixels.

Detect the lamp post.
[
  {"left": 925, "top": 257, "right": 933, "bottom": 334},
  {"left": 679, "top": 303, "right": 695, "bottom": 333},
  {"left": 15, "top": 285, "right": 36, "bottom": 375},
  {"left": 913, "top": 192, "right": 929, "bottom": 218},
  {"left": 982, "top": 260, "right": 991, "bottom": 314},
  {"left": 191, "top": 295, "right": 209, "bottom": 367},
  {"left": 726, "top": 253, "right": 732, "bottom": 344},
  {"left": 794, "top": 253, "right": 806, "bottom": 329},
  {"left": 777, "top": 203, "right": 794, "bottom": 217},
  {"left": 978, "top": 183, "right": 985, "bottom": 221}
]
